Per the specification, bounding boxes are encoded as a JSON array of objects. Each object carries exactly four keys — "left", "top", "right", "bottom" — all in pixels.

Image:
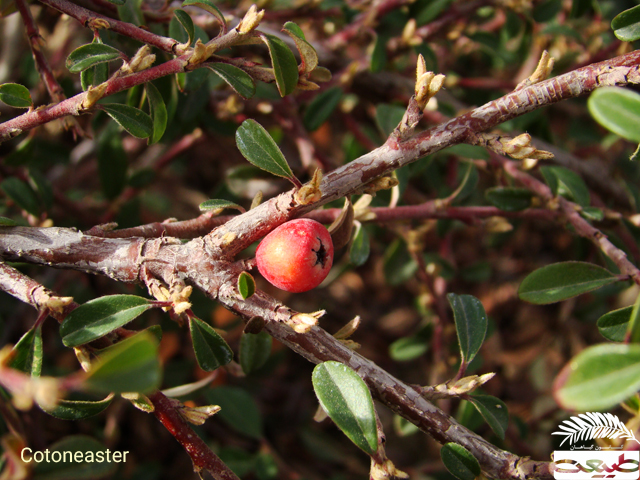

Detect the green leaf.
[
  {"left": 597, "top": 306, "right": 632, "bottom": 342},
  {"left": 1, "top": 177, "right": 41, "bottom": 216},
  {"left": 452, "top": 163, "right": 479, "bottom": 203},
  {"left": 60, "top": 295, "right": 154, "bottom": 347},
  {"left": 66, "top": 43, "right": 122, "bottom": 74},
  {"left": 206, "top": 63, "right": 256, "bottom": 99},
  {"left": 260, "top": 34, "right": 299, "bottom": 97},
  {"left": 29, "top": 169, "right": 53, "bottom": 210},
  {"left": 97, "top": 123, "right": 127, "bottom": 199},
  {"left": 485, "top": 187, "right": 533, "bottom": 211},
  {"left": 383, "top": 239, "right": 418, "bottom": 286},
  {"left": 626, "top": 293, "right": 640, "bottom": 343},
  {"left": 189, "top": 317, "right": 233, "bottom": 372},
  {"left": 283, "top": 21, "right": 318, "bottom": 74},
  {"left": 414, "top": 0, "right": 454, "bottom": 24},
  {"left": 376, "top": 103, "right": 406, "bottom": 137},
  {"left": 237, "top": 271, "right": 256, "bottom": 300},
  {"left": 440, "top": 443, "right": 481, "bottom": 480},
  {"left": 100, "top": 103, "right": 153, "bottom": 139},
  {"left": 173, "top": 9, "right": 194, "bottom": 46},
  {"left": 518, "top": 261, "right": 618, "bottom": 304},
  {"left": 32, "top": 435, "right": 118, "bottom": 480},
  {"left": 612, "top": 5, "right": 640, "bottom": 42},
  {"left": 554, "top": 343, "right": 640, "bottom": 411},
  {"left": 199, "top": 198, "right": 245, "bottom": 212},
  {"left": 181, "top": 0, "right": 226, "bottom": 31},
  {"left": 370, "top": 34, "right": 387, "bottom": 73},
  {"left": 467, "top": 394, "right": 509, "bottom": 440},
  {"left": 0, "top": 83, "right": 32, "bottom": 108},
  {"left": 42, "top": 395, "right": 113, "bottom": 421},
  {"left": 80, "top": 39, "right": 109, "bottom": 91},
  {"left": 447, "top": 294, "right": 488, "bottom": 365},
  {"left": 239, "top": 330, "right": 272, "bottom": 375},
  {"left": 540, "top": 166, "right": 590, "bottom": 206},
  {"left": 312, "top": 361, "right": 378, "bottom": 455},
  {"left": 84, "top": 332, "right": 161, "bottom": 394},
  {"left": 235, "top": 119, "right": 296, "bottom": 180},
  {"left": 205, "top": 386, "right": 263, "bottom": 439},
  {"left": 389, "top": 333, "right": 429, "bottom": 362},
  {"left": 580, "top": 206, "right": 604, "bottom": 221},
  {"left": 350, "top": 223, "right": 370, "bottom": 267},
  {"left": 0, "top": 216, "right": 17, "bottom": 226},
  {"left": 104, "top": 0, "right": 125, "bottom": 4},
  {"left": 303, "top": 87, "right": 342, "bottom": 132},
  {"left": 145, "top": 82, "right": 168, "bottom": 144},
  {"left": 9, "top": 326, "right": 42, "bottom": 376},
  {"left": 588, "top": 87, "right": 640, "bottom": 143},
  {"left": 117, "top": 0, "right": 143, "bottom": 26}
]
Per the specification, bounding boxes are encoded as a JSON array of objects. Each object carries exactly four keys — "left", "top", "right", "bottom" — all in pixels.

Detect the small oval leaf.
[
  {"left": 588, "top": 87, "right": 640, "bottom": 143},
  {"left": 303, "top": 87, "right": 342, "bottom": 132},
  {"left": 554, "top": 343, "right": 640, "bottom": 411},
  {"left": 205, "top": 386, "right": 263, "bottom": 439},
  {"left": 597, "top": 306, "right": 632, "bottom": 342},
  {"left": 199, "top": 198, "right": 245, "bottom": 212},
  {"left": 540, "top": 166, "right": 590, "bottom": 207},
  {"left": 190, "top": 317, "right": 233, "bottom": 371},
  {"left": 612, "top": 5, "right": 640, "bottom": 42},
  {"left": 485, "top": 187, "right": 533, "bottom": 211},
  {"left": 518, "top": 261, "right": 618, "bottom": 304},
  {"left": 100, "top": 103, "right": 153, "bottom": 139},
  {"left": 0, "top": 83, "right": 32, "bottom": 108},
  {"left": 9, "top": 326, "right": 43, "bottom": 376},
  {"left": 60, "top": 295, "right": 154, "bottom": 347},
  {"left": 260, "top": 34, "right": 299, "bottom": 97},
  {"left": 239, "top": 330, "right": 272, "bottom": 375},
  {"left": 447, "top": 293, "right": 488, "bottom": 365},
  {"left": 235, "top": 119, "right": 295, "bottom": 180},
  {"left": 206, "top": 63, "right": 256, "bottom": 99},
  {"left": 467, "top": 394, "right": 509, "bottom": 440},
  {"left": 237, "top": 271, "right": 256, "bottom": 300},
  {"left": 312, "top": 361, "right": 378, "bottom": 455},
  {"left": 84, "top": 332, "right": 161, "bottom": 394},
  {"left": 145, "top": 82, "right": 168, "bottom": 144},
  {"left": 66, "top": 43, "right": 122, "bottom": 74},
  {"left": 173, "top": 9, "right": 195, "bottom": 46},
  {"left": 440, "top": 443, "right": 481, "bottom": 480},
  {"left": 181, "top": 0, "right": 226, "bottom": 32},
  {"left": 1, "top": 177, "right": 41, "bottom": 216},
  {"left": 283, "top": 21, "right": 318, "bottom": 74},
  {"left": 42, "top": 395, "right": 113, "bottom": 420}
]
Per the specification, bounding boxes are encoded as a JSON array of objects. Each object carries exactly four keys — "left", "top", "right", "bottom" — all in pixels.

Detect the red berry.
[{"left": 255, "top": 219, "right": 334, "bottom": 293}]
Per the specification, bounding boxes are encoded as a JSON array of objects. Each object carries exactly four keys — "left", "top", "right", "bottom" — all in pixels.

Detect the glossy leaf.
[
  {"left": 260, "top": 34, "right": 299, "bottom": 97},
  {"left": 100, "top": 103, "right": 153, "bottom": 139},
  {"left": 206, "top": 63, "right": 256, "bottom": 99},
  {"left": 540, "top": 166, "right": 590, "bottom": 206},
  {"left": 145, "top": 82, "right": 168, "bottom": 144},
  {"left": 597, "top": 306, "right": 632, "bottom": 342},
  {"left": 235, "top": 119, "right": 296, "bottom": 180},
  {"left": 1, "top": 177, "right": 41, "bottom": 216},
  {"left": 612, "top": 5, "right": 640, "bottom": 42},
  {"left": 206, "top": 386, "right": 263, "bottom": 439},
  {"left": 61, "top": 295, "right": 154, "bottom": 347},
  {"left": 467, "top": 394, "right": 509, "bottom": 440},
  {"left": 303, "top": 87, "right": 342, "bottom": 132},
  {"left": 518, "top": 261, "right": 618, "bottom": 304},
  {"left": 588, "top": 87, "right": 640, "bottom": 143},
  {"left": 32, "top": 435, "right": 117, "bottom": 479},
  {"left": 0, "top": 83, "right": 32, "bottom": 108},
  {"left": 447, "top": 294, "right": 488, "bottom": 365},
  {"left": 173, "top": 9, "right": 194, "bottom": 46},
  {"left": 189, "top": 317, "right": 233, "bottom": 372},
  {"left": 239, "top": 330, "right": 272, "bottom": 375},
  {"left": 312, "top": 361, "right": 378, "bottom": 455},
  {"left": 440, "top": 443, "right": 481, "bottom": 480},
  {"left": 199, "top": 198, "right": 245, "bottom": 212},
  {"left": 182, "top": 0, "right": 226, "bottom": 31},
  {"left": 485, "top": 187, "right": 533, "bottom": 211},
  {"left": 84, "top": 332, "right": 161, "bottom": 394},
  {"left": 9, "top": 326, "right": 42, "bottom": 376},
  {"left": 283, "top": 21, "right": 318, "bottom": 74},
  {"left": 350, "top": 223, "right": 370, "bottom": 267},
  {"left": 81, "top": 39, "right": 109, "bottom": 91},
  {"left": 42, "top": 395, "right": 113, "bottom": 421},
  {"left": 237, "top": 271, "right": 256, "bottom": 300},
  {"left": 66, "top": 43, "right": 122, "bottom": 73},
  {"left": 554, "top": 343, "right": 640, "bottom": 411}
]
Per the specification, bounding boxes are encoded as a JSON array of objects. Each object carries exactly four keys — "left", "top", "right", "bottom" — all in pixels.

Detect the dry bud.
[{"left": 237, "top": 5, "right": 264, "bottom": 35}]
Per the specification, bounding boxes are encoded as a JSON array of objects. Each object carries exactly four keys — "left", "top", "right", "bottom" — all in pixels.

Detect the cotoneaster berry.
[{"left": 256, "top": 219, "right": 334, "bottom": 293}]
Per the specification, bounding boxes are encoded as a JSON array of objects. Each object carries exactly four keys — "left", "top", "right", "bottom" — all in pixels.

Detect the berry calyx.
[{"left": 255, "top": 219, "right": 334, "bottom": 293}]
